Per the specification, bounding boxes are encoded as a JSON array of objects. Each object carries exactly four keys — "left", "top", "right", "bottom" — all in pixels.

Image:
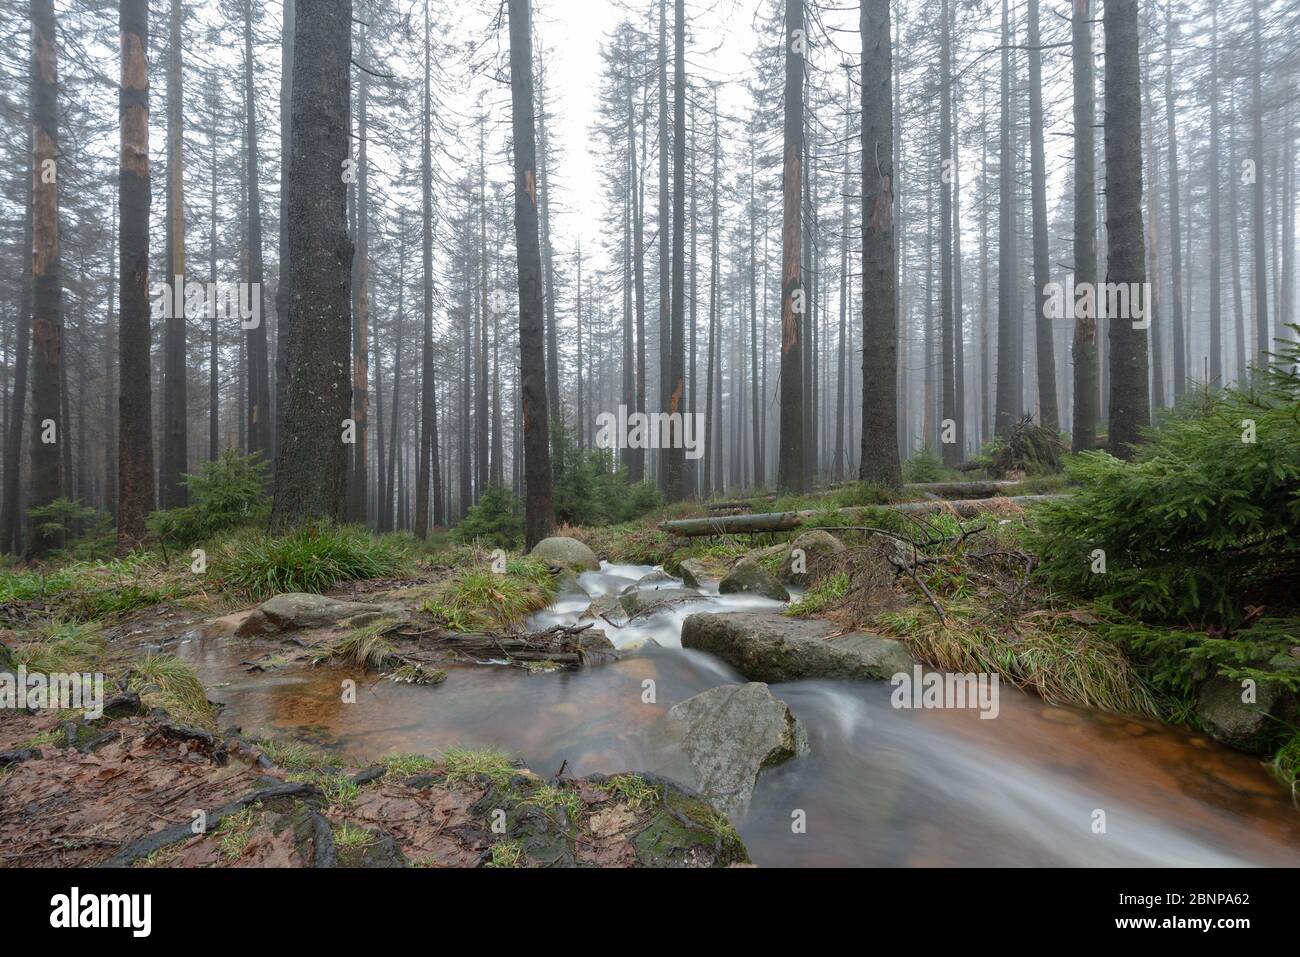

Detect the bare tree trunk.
[
  {"left": 348, "top": 17, "right": 371, "bottom": 522},
  {"left": 777, "top": 0, "right": 805, "bottom": 493},
  {"left": 269, "top": 0, "right": 352, "bottom": 529},
  {"left": 161, "top": 0, "right": 188, "bottom": 509},
  {"left": 507, "top": 0, "right": 554, "bottom": 549},
  {"left": 1250, "top": 0, "right": 1269, "bottom": 363},
  {"left": 244, "top": 0, "right": 271, "bottom": 466},
  {"left": 859, "top": 0, "right": 901, "bottom": 489},
  {"left": 27, "top": 0, "right": 65, "bottom": 556},
  {"left": 1027, "top": 0, "right": 1058, "bottom": 430},
  {"left": 1104, "top": 0, "right": 1149, "bottom": 458},
  {"left": 665, "top": 0, "right": 687, "bottom": 500},
  {"left": 0, "top": 134, "right": 33, "bottom": 554},
  {"left": 1071, "top": 0, "right": 1099, "bottom": 453}
]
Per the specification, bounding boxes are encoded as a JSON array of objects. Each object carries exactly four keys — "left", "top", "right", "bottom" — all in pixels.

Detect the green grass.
[
  {"left": 522, "top": 782, "right": 584, "bottom": 821},
  {"left": 1271, "top": 731, "right": 1300, "bottom": 803},
  {"left": 334, "top": 822, "right": 375, "bottom": 849},
  {"left": 312, "top": 621, "right": 447, "bottom": 685},
  {"left": 440, "top": 747, "right": 516, "bottom": 788},
  {"left": 130, "top": 653, "right": 216, "bottom": 728},
  {"left": 215, "top": 524, "right": 409, "bottom": 600},
  {"left": 379, "top": 752, "right": 439, "bottom": 776},
  {"left": 786, "top": 573, "right": 851, "bottom": 616},
  {"left": 602, "top": 774, "right": 660, "bottom": 812},
  {"left": 422, "top": 559, "right": 556, "bottom": 633},
  {"left": 0, "top": 555, "right": 193, "bottom": 623},
  {"left": 213, "top": 804, "right": 262, "bottom": 861},
  {"left": 257, "top": 738, "right": 345, "bottom": 773},
  {"left": 487, "top": 839, "right": 525, "bottom": 868}
]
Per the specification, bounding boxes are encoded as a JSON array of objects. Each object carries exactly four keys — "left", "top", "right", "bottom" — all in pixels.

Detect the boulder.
[
  {"left": 619, "top": 586, "right": 703, "bottom": 617},
  {"left": 576, "top": 628, "right": 618, "bottom": 665},
  {"left": 1196, "top": 673, "right": 1297, "bottom": 754},
  {"left": 652, "top": 682, "right": 807, "bottom": 819},
  {"left": 580, "top": 593, "right": 629, "bottom": 627},
  {"left": 681, "top": 611, "right": 917, "bottom": 683},
  {"left": 776, "top": 530, "right": 847, "bottom": 584},
  {"left": 634, "top": 569, "right": 680, "bottom": 589},
  {"left": 236, "top": 593, "right": 397, "bottom": 637},
  {"left": 529, "top": 536, "right": 600, "bottom": 572},
  {"left": 677, "top": 559, "right": 711, "bottom": 589},
  {"left": 718, "top": 558, "right": 790, "bottom": 602}
]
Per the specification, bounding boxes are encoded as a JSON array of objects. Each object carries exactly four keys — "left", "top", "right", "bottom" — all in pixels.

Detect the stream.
[{"left": 171, "top": 562, "right": 1300, "bottom": 867}]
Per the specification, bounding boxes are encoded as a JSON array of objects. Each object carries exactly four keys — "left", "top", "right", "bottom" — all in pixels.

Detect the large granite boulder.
[
  {"left": 530, "top": 536, "right": 601, "bottom": 572},
  {"left": 718, "top": 558, "right": 790, "bottom": 602},
  {"left": 652, "top": 682, "right": 807, "bottom": 819},
  {"left": 236, "top": 593, "right": 400, "bottom": 637},
  {"left": 776, "top": 530, "right": 848, "bottom": 584},
  {"left": 681, "top": 611, "right": 916, "bottom": 683}
]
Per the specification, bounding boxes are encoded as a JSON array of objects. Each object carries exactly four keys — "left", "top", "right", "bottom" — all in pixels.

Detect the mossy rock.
[{"left": 529, "top": 537, "right": 601, "bottom": 572}]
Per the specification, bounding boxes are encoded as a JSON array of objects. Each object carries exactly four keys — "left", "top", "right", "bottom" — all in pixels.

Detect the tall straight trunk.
[
  {"left": 631, "top": 72, "right": 647, "bottom": 484},
  {"left": 834, "top": 69, "right": 850, "bottom": 482},
  {"left": 415, "top": 0, "right": 435, "bottom": 536},
  {"left": 978, "top": 83, "right": 991, "bottom": 445},
  {"left": 104, "top": 206, "right": 119, "bottom": 515},
  {"left": 537, "top": 60, "right": 560, "bottom": 427},
  {"left": 1207, "top": 7, "right": 1223, "bottom": 386},
  {"left": 952, "top": 85, "right": 967, "bottom": 455},
  {"left": 777, "top": 0, "right": 805, "bottom": 493},
  {"left": 1229, "top": 82, "right": 1248, "bottom": 385},
  {"left": 475, "top": 125, "right": 489, "bottom": 497},
  {"left": 688, "top": 104, "right": 698, "bottom": 492},
  {"left": 576, "top": 244, "right": 584, "bottom": 447},
  {"left": 1250, "top": 0, "right": 1268, "bottom": 363},
  {"left": 656, "top": 0, "right": 670, "bottom": 492},
  {"left": 162, "top": 0, "right": 188, "bottom": 508},
  {"left": 1141, "top": 52, "right": 1165, "bottom": 410},
  {"left": 458, "top": 192, "right": 472, "bottom": 513},
  {"left": 507, "top": 0, "right": 554, "bottom": 549},
  {"left": 1027, "top": 0, "right": 1058, "bottom": 429},
  {"left": 383, "top": 211, "right": 407, "bottom": 532},
  {"left": 1071, "top": 0, "right": 1099, "bottom": 452},
  {"left": 207, "top": 70, "right": 220, "bottom": 461},
  {"left": 1104, "top": 0, "right": 1149, "bottom": 457},
  {"left": 621, "top": 67, "right": 636, "bottom": 479},
  {"left": 1, "top": 135, "right": 33, "bottom": 553},
  {"left": 702, "top": 99, "right": 719, "bottom": 501},
  {"left": 274, "top": 0, "right": 293, "bottom": 459},
  {"left": 244, "top": 0, "right": 271, "bottom": 464},
  {"left": 939, "top": 0, "right": 957, "bottom": 463},
  {"left": 1163, "top": 4, "right": 1185, "bottom": 396},
  {"left": 349, "top": 20, "right": 371, "bottom": 522},
  {"left": 748, "top": 128, "right": 761, "bottom": 488},
  {"left": 269, "top": 0, "right": 352, "bottom": 529},
  {"left": 27, "top": 0, "right": 64, "bottom": 556},
  {"left": 118, "top": 0, "right": 152, "bottom": 548},
  {"left": 860, "top": 0, "right": 901, "bottom": 488},
  {"left": 665, "top": 0, "right": 686, "bottom": 500},
  {"left": 994, "top": 0, "right": 1016, "bottom": 438}
]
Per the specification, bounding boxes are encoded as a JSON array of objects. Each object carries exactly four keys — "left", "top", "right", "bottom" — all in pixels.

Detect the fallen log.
[
  {"left": 657, "top": 495, "right": 1070, "bottom": 537},
  {"left": 903, "top": 480, "right": 1026, "bottom": 499}
]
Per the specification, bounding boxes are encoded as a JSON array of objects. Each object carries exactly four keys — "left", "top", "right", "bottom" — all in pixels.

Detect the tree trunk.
[
  {"left": 1250, "top": 0, "right": 1268, "bottom": 363},
  {"left": 859, "top": 0, "right": 901, "bottom": 489},
  {"left": 665, "top": 0, "right": 687, "bottom": 501},
  {"left": 0, "top": 133, "right": 33, "bottom": 554},
  {"left": 1104, "top": 0, "right": 1149, "bottom": 458},
  {"left": 348, "top": 18, "right": 371, "bottom": 523},
  {"left": 27, "top": 0, "right": 65, "bottom": 556},
  {"left": 1070, "top": 0, "right": 1099, "bottom": 453},
  {"left": 1027, "top": 0, "right": 1058, "bottom": 430},
  {"left": 269, "top": 0, "right": 352, "bottom": 529},
  {"left": 507, "top": 0, "right": 554, "bottom": 549},
  {"left": 161, "top": 0, "right": 188, "bottom": 509},
  {"left": 244, "top": 0, "right": 271, "bottom": 466},
  {"left": 777, "top": 0, "right": 805, "bottom": 493}
]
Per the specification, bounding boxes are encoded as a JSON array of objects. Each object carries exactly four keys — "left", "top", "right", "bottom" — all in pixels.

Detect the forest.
[{"left": 0, "top": 0, "right": 1298, "bottom": 875}]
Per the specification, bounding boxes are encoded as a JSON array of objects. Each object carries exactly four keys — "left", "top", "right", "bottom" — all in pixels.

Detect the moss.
[
  {"left": 487, "top": 839, "right": 526, "bottom": 868},
  {"left": 213, "top": 803, "right": 262, "bottom": 861},
  {"left": 633, "top": 788, "right": 749, "bottom": 867}
]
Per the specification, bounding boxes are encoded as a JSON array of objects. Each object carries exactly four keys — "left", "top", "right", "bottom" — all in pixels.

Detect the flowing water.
[{"left": 170, "top": 562, "right": 1300, "bottom": 867}]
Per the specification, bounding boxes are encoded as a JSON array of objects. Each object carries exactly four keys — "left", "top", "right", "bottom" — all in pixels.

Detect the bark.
[
  {"left": 1163, "top": 2, "right": 1185, "bottom": 397},
  {"left": 1070, "top": 0, "right": 1099, "bottom": 453},
  {"left": 859, "top": 0, "right": 901, "bottom": 489},
  {"left": 1027, "top": 0, "right": 1058, "bottom": 430},
  {"left": 1104, "top": 0, "right": 1149, "bottom": 458},
  {"left": 507, "top": 0, "right": 554, "bottom": 549},
  {"left": 1250, "top": 0, "right": 1268, "bottom": 362},
  {"left": 994, "top": 0, "right": 1016, "bottom": 439},
  {"left": 244, "top": 0, "right": 271, "bottom": 464},
  {"left": 0, "top": 134, "right": 33, "bottom": 554},
  {"left": 274, "top": 0, "right": 293, "bottom": 459},
  {"left": 269, "top": 0, "right": 353, "bottom": 529},
  {"left": 939, "top": 0, "right": 957, "bottom": 465},
  {"left": 415, "top": 0, "right": 435, "bottom": 537},
  {"left": 27, "top": 0, "right": 64, "bottom": 556},
  {"left": 777, "top": 0, "right": 805, "bottom": 493},
  {"left": 1207, "top": 7, "right": 1223, "bottom": 386},
  {"left": 161, "top": 0, "right": 188, "bottom": 509},
  {"left": 349, "top": 19, "right": 371, "bottom": 523},
  {"left": 665, "top": 0, "right": 686, "bottom": 500}
]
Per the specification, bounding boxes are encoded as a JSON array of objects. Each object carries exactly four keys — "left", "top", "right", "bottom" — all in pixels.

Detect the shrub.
[
  {"left": 1029, "top": 348, "right": 1300, "bottom": 627},
  {"left": 902, "top": 447, "right": 951, "bottom": 483},
  {"left": 215, "top": 524, "right": 407, "bottom": 599},
  {"left": 148, "top": 450, "right": 270, "bottom": 545},
  {"left": 457, "top": 484, "right": 525, "bottom": 549}
]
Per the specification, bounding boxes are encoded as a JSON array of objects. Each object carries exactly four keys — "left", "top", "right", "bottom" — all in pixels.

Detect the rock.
[
  {"left": 677, "top": 559, "right": 711, "bottom": 589},
  {"left": 580, "top": 593, "right": 628, "bottom": 626},
  {"left": 652, "top": 683, "right": 807, "bottom": 819},
  {"left": 553, "top": 568, "right": 588, "bottom": 596},
  {"left": 529, "top": 536, "right": 600, "bottom": 572},
  {"left": 576, "top": 629, "right": 618, "bottom": 665},
  {"left": 718, "top": 558, "right": 790, "bottom": 602},
  {"left": 681, "top": 611, "right": 917, "bottom": 683},
  {"left": 1196, "top": 674, "right": 1297, "bottom": 754},
  {"left": 619, "top": 586, "right": 703, "bottom": 617},
  {"left": 635, "top": 569, "right": 680, "bottom": 588},
  {"left": 776, "top": 530, "right": 847, "bottom": 584},
  {"left": 236, "top": 593, "right": 395, "bottom": 637}
]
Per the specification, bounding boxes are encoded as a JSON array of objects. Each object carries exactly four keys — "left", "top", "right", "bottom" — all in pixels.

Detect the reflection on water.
[{"left": 173, "top": 561, "right": 1300, "bottom": 867}]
